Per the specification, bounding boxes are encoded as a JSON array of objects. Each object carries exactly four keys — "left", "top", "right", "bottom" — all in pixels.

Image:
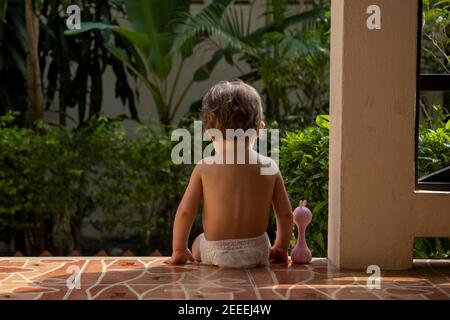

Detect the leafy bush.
[
  {"left": 418, "top": 105, "right": 450, "bottom": 178},
  {"left": 279, "top": 115, "right": 329, "bottom": 256},
  {"left": 93, "top": 123, "right": 191, "bottom": 254},
  {"left": 0, "top": 112, "right": 126, "bottom": 254},
  {"left": 0, "top": 112, "right": 189, "bottom": 255}
]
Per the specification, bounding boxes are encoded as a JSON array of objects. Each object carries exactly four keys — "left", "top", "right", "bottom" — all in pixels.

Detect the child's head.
[{"left": 201, "top": 79, "right": 264, "bottom": 140}]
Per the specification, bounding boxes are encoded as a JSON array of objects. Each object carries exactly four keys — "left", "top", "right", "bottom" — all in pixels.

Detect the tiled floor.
[{"left": 0, "top": 257, "right": 449, "bottom": 300}]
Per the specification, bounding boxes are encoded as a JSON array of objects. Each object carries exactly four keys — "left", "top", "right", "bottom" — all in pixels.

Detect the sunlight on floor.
[{"left": 0, "top": 258, "right": 449, "bottom": 300}]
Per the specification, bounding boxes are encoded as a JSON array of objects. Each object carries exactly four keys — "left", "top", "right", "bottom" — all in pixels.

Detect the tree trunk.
[
  {"left": 59, "top": 82, "right": 66, "bottom": 126},
  {"left": 24, "top": 0, "right": 44, "bottom": 128},
  {"left": 70, "top": 218, "right": 82, "bottom": 252},
  {"left": 34, "top": 213, "right": 46, "bottom": 254},
  {"left": 52, "top": 205, "right": 74, "bottom": 255}
]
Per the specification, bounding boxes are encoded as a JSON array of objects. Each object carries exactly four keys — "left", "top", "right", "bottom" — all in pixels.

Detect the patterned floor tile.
[{"left": 0, "top": 257, "right": 448, "bottom": 300}]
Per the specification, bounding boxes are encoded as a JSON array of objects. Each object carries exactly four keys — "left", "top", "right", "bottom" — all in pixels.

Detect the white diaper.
[{"left": 199, "top": 233, "right": 271, "bottom": 268}]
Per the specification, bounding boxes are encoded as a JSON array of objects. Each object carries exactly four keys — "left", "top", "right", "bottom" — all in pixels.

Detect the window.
[{"left": 416, "top": 0, "right": 450, "bottom": 191}]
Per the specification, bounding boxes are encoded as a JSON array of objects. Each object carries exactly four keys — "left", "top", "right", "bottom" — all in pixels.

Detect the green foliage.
[
  {"left": 0, "top": 111, "right": 127, "bottom": 253},
  {"left": 414, "top": 237, "right": 450, "bottom": 259},
  {"left": 176, "top": 0, "right": 330, "bottom": 126},
  {"left": 39, "top": 0, "right": 139, "bottom": 125},
  {"left": 0, "top": 0, "right": 138, "bottom": 125},
  {"left": 0, "top": 111, "right": 189, "bottom": 255},
  {"left": 421, "top": 0, "right": 450, "bottom": 74},
  {"left": 418, "top": 105, "right": 450, "bottom": 178},
  {"left": 66, "top": 0, "right": 231, "bottom": 124},
  {"left": 93, "top": 122, "right": 191, "bottom": 253},
  {"left": 279, "top": 115, "right": 329, "bottom": 256}
]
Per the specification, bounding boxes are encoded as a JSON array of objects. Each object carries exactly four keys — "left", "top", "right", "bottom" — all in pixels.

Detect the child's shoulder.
[
  {"left": 194, "top": 154, "right": 280, "bottom": 175},
  {"left": 256, "top": 153, "right": 278, "bottom": 167},
  {"left": 191, "top": 157, "right": 213, "bottom": 175},
  {"left": 255, "top": 153, "right": 280, "bottom": 176},
  {"left": 194, "top": 157, "right": 215, "bottom": 171}
]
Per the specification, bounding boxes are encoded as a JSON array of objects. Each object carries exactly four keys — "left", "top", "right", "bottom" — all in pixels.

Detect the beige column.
[{"left": 328, "top": 0, "right": 450, "bottom": 270}]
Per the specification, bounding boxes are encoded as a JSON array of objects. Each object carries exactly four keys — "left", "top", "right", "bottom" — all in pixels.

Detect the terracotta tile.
[
  {"left": 94, "top": 284, "right": 138, "bottom": 300},
  {"left": 0, "top": 258, "right": 448, "bottom": 300},
  {"left": 142, "top": 284, "right": 188, "bottom": 300},
  {"left": 107, "top": 259, "right": 145, "bottom": 270},
  {"left": 0, "top": 267, "right": 34, "bottom": 273}
]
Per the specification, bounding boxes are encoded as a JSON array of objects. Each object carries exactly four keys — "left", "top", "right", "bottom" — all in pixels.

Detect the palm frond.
[{"left": 172, "top": 0, "right": 255, "bottom": 55}]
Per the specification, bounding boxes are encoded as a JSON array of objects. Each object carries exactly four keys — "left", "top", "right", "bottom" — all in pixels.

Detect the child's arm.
[
  {"left": 271, "top": 171, "right": 293, "bottom": 263},
  {"left": 166, "top": 164, "right": 203, "bottom": 265}
]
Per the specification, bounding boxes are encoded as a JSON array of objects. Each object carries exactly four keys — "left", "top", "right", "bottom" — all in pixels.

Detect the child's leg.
[{"left": 192, "top": 234, "right": 203, "bottom": 262}]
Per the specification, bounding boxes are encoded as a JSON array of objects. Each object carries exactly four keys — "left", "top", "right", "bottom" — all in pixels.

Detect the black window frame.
[{"left": 415, "top": 0, "right": 450, "bottom": 192}]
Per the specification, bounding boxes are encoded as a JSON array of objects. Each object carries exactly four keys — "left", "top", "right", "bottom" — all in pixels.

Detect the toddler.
[{"left": 166, "top": 80, "right": 293, "bottom": 268}]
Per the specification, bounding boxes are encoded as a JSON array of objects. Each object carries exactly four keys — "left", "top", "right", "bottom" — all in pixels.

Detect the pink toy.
[{"left": 291, "top": 200, "right": 312, "bottom": 264}]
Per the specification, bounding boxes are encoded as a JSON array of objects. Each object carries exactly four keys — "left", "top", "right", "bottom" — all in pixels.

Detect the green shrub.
[
  {"left": 0, "top": 112, "right": 189, "bottom": 255},
  {"left": 0, "top": 112, "right": 127, "bottom": 254},
  {"left": 279, "top": 115, "right": 329, "bottom": 257},
  {"left": 93, "top": 123, "right": 191, "bottom": 254},
  {"left": 418, "top": 105, "right": 450, "bottom": 178}
]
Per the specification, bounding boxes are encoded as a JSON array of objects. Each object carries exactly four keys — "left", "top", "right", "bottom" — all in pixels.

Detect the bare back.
[
  {"left": 199, "top": 155, "right": 277, "bottom": 240},
  {"left": 171, "top": 147, "right": 292, "bottom": 256}
]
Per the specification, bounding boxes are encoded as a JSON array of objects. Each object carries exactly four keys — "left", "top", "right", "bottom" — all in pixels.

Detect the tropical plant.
[
  {"left": 39, "top": 0, "right": 138, "bottom": 126},
  {"left": 0, "top": 0, "right": 138, "bottom": 127},
  {"left": 175, "top": 0, "right": 330, "bottom": 126},
  {"left": 66, "top": 0, "right": 235, "bottom": 125}
]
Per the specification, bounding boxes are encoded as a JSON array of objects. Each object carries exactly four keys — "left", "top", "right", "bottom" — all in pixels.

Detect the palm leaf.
[
  {"left": 266, "top": 0, "right": 287, "bottom": 31},
  {"left": 124, "top": 0, "right": 190, "bottom": 80},
  {"left": 282, "top": 8, "right": 325, "bottom": 29},
  {"left": 65, "top": 22, "right": 151, "bottom": 57},
  {"left": 172, "top": 0, "right": 234, "bottom": 53},
  {"left": 248, "top": 7, "right": 323, "bottom": 43}
]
